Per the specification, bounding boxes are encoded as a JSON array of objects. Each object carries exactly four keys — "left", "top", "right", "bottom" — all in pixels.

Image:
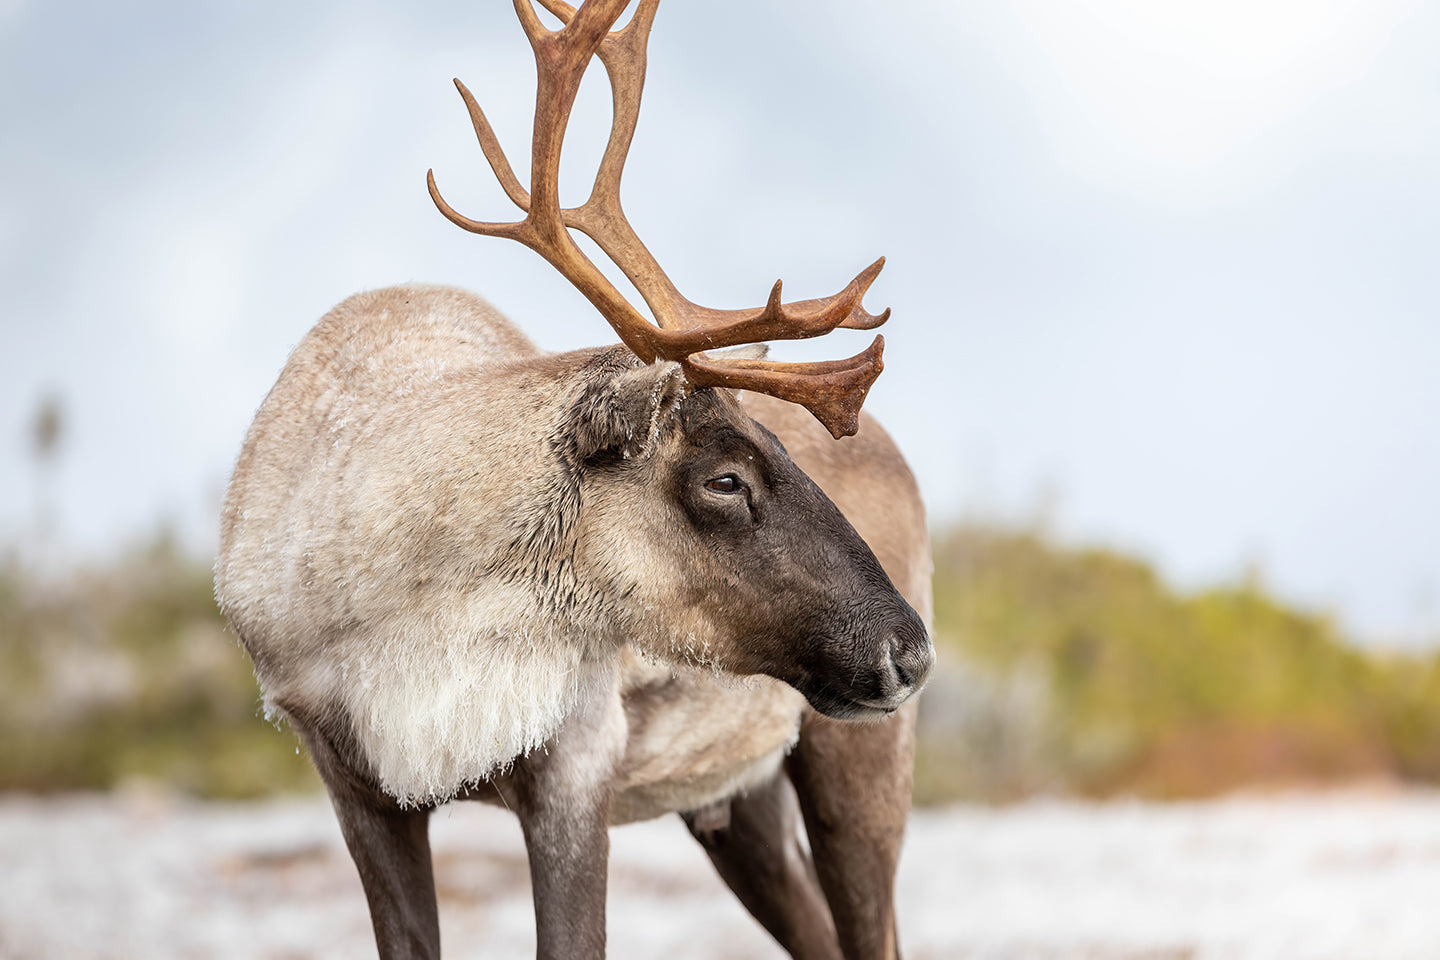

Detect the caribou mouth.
[{"left": 795, "top": 678, "right": 906, "bottom": 722}]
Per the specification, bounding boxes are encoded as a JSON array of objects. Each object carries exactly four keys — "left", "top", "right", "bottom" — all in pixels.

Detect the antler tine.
[
  {"left": 631, "top": 256, "right": 888, "bottom": 356},
  {"left": 685, "top": 336, "right": 887, "bottom": 440},
  {"left": 535, "top": 0, "right": 580, "bottom": 19},
  {"left": 453, "top": 79, "right": 530, "bottom": 212}
]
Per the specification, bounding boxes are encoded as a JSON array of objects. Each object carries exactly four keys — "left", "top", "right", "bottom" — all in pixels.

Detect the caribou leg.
[
  {"left": 297, "top": 721, "right": 441, "bottom": 960},
  {"left": 683, "top": 771, "right": 843, "bottom": 960},
  {"left": 786, "top": 703, "right": 917, "bottom": 960},
  {"left": 509, "top": 674, "right": 627, "bottom": 960}
]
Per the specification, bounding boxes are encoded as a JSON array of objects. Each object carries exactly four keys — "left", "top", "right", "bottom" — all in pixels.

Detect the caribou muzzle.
[{"left": 794, "top": 588, "right": 934, "bottom": 722}]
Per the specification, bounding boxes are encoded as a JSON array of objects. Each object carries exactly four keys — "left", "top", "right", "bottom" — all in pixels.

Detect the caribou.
[{"left": 215, "top": 1, "right": 934, "bottom": 958}]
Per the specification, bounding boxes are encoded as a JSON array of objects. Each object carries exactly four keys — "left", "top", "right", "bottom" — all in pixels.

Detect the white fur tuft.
[{"left": 278, "top": 584, "right": 614, "bottom": 807}]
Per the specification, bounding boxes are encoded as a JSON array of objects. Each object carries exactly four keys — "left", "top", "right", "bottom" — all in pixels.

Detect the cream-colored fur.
[
  {"left": 607, "top": 653, "right": 805, "bottom": 824},
  {"left": 218, "top": 285, "right": 631, "bottom": 803},
  {"left": 337, "top": 594, "right": 614, "bottom": 805}
]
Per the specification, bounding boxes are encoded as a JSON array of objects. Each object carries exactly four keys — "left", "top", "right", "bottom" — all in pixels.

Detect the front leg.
[
  {"left": 787, "top": 702, "right": 918, "bottom": 960},
  {"left": 296, "top": 718, "right": 440, "bottom": 960},
  {"left": 510, "top": 670, "right": 627, "bottom": 960}
]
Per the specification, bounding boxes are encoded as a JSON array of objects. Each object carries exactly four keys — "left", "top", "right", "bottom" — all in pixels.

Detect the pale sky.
[{"left": 2, "top": 0, "right": 1438, "bottom": 646}]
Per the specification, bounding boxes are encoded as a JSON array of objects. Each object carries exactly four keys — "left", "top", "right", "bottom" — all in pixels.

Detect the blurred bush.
[
  {"left": 0, "top": 535, "right": 317, "bottom": 797},
  {"left": 915, "top": 524, "right": 1440, "bottom": 802},
  {"left": 3, "top": 523, "right": 1438, "bottom": 802}
]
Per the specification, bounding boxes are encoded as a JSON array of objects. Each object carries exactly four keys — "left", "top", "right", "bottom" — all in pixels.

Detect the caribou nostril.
[
  {"left": 893, "top": 653, "right": 914, "bottom": 689},
  {"left": 888, "top": 631, "right": 935, "bottom": 696},
  {"left": 885, "top": 608, "right": 935, "bottom": 693}
]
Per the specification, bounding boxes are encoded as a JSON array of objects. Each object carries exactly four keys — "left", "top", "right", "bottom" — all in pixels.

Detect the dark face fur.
[
  {"left": 645, "top": 386, "right": 932, "bottom": 719},
  {"left": 565, "top": 348, "right": 932, "bottom": 719}
]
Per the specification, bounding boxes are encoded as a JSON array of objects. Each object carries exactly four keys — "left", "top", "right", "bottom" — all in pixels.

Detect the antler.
[{"left": 426, "top": 0, "right": 889, "bottom": 438}]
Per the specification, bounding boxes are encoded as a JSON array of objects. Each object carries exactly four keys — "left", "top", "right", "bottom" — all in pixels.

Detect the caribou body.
[{"left": 216, "top": 1, "right": 934, "bottom": 957}]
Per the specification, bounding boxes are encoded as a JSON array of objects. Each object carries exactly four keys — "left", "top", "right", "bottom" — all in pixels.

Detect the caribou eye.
[{"left": 704, "top": 475, "right": 744, "bottom": 494}]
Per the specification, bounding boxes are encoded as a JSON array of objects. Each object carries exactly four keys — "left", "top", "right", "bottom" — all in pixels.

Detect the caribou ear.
[{"left": 570, "top": 352, "right": 687, "bottom": 462}]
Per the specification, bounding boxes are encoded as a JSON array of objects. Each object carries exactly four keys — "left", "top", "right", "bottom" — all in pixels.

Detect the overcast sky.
[{"left": 2, "top": 0, "right": 1437, "bottom": 646}]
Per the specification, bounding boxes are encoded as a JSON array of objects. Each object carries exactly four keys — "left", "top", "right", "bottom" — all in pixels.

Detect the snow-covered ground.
[{"left": 2, "top": 788, "right": 1437, "bottom": 959}]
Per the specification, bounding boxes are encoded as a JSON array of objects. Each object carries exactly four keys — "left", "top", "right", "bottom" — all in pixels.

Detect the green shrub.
[
  {"left": 0, "top": 537, "right": 316, "bottom": 797},
  {"left": 921, "top": 524, "right": 1440, "bottom": 800}
]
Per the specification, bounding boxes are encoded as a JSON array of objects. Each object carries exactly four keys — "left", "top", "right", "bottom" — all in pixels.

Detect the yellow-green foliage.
[
  {"left": 0, "top": 537, "right": 317, "bottom": 797},
  {"left": 922, "top": 524, "right": 1440, "bottom": 800},
  {"left": 3, "top": 525, "right": 1438, "bottom": 802}
]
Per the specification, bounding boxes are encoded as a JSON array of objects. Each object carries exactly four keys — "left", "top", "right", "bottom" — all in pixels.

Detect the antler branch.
[{"left": 427, "top": 0, "right": 891, "bottom": 437}]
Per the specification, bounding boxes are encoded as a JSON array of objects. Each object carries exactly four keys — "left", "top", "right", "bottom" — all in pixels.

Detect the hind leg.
[
  {"left": 296, "top": 720, "right": 441, "bottom": 960},
  {"left": 786, "top": 703, "right": 917, "bottom": 960},
  {"left": 684, "top": 771, "right": 842, "bottom": 960}
]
